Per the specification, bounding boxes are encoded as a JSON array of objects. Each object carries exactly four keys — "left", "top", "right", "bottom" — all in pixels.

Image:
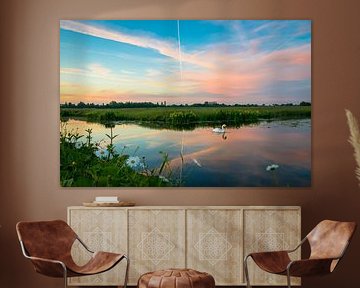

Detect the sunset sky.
[{"left": 60, "top": 20, "right": 311, "bottom": 105}]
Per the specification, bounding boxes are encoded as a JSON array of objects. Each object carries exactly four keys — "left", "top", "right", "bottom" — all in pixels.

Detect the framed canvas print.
[{"left": 60, "top": 20, "right": 311, "bottom": 187}]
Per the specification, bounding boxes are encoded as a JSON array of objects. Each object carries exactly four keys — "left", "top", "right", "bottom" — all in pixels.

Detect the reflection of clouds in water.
[
  {"left": 113, "top": 128, "right": 162, "bottom": 142},
  {"left": 62, "top": 118, "right": 311, "bottom": 187},
  {"left": 142, "top": 140, "right": 180, "bottom": 150},
  {"left": 258, "top": 118, "right": 311, "bottom": 129},
  {"left": 171, "top": 121, "right": 310, "bottom": 185},
  {"left": 170, "top": 146, "right": 220, "bottom": 167}
]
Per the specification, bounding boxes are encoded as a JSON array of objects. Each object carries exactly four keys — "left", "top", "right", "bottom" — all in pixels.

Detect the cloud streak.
[{"left": 60, "top": 20, "right": 210, "bottom": 68}]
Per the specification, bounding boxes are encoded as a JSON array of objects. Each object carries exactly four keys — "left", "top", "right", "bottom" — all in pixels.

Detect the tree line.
[{"left": 60, "top": 101, "right": 311, "bottom": 109}]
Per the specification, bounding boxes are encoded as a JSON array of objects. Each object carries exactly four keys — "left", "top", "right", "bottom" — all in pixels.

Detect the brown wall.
[{"left": 1, "top": 0, "right": 360, "bottom": 287}]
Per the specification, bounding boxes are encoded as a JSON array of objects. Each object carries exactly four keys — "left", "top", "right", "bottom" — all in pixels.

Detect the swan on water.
[{"left": 213, "top": 124, "right": 226, "bottom": 133}]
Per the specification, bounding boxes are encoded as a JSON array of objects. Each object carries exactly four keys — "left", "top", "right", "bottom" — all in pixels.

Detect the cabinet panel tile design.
[
  {"left": 68, "top": 206, "right": 300, "bottom": 286},
  {"left": 128, "top": 209, "right": 186, "bottom": 284},
  {"left": 68, "top": 209, "right": 127, "bottom": 286},
  {"left": 244, "top": 209, "right": 301, "bottom": 286},
  {"left": 187, "top": 209, "right": 242, "bottom": 285}
]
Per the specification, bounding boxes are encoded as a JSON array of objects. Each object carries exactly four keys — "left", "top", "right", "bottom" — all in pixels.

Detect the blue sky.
[{"left": 60, "top": 20, "right": 311, "bottom": 104}]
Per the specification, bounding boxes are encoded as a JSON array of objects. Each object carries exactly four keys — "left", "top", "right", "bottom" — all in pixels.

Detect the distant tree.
[
  {"left": 77, "top": 101, "right": 86, "bottom": 108},
  {"left": 59, "top": 100, "right": 310, "bottom": 109}
]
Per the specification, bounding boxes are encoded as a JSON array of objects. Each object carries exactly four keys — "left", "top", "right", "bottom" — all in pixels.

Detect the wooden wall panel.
[
  {"left": 68, "top": 208, "right": 127, "bottom": 286},
  {"left": 128, "top": 209, "right": 186, "bottom": 284},
  {"left": 187, "top": 209, "right": 242, "bottom": 285},
  {"left": 243, "top": 208, "right": 301, "bottom": 286}
]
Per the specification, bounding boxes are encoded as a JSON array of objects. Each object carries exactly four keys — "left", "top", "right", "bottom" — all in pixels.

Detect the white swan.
[{"left": 213, "top": 124, "right": 226, "bottom": 133}]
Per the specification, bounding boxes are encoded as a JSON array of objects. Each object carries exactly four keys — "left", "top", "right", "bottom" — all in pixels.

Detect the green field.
[{"left": 60, "top": 105, "right": 311, "bottom": 127}]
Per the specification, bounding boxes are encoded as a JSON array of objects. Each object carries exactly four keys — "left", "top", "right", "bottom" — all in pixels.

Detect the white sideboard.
[{"left": 67, "top": 206, "right": 301, "bottom": 286}]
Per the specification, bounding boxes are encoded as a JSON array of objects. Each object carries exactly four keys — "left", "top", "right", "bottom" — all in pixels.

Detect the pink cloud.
[
  {"left": 182, "top": 70, "right": 263, "bottom": 98},
  {"left": 61, "top": 90, "right": 129, "bottom": 104},
  {"left": 177, "top": 43, "right": 311, "bottom": 99}
]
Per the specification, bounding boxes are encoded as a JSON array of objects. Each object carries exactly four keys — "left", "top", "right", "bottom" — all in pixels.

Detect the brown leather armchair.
[
  {"left": 244, "top": 220, "right": 356, "bottom": 288},
  {"left": 16, "top": 220, "right": 129, "bottom": 288}
]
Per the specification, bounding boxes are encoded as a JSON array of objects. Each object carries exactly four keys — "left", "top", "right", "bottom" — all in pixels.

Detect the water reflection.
[{"left": 61, "top": 119, "right": 311, "bottom": 187}]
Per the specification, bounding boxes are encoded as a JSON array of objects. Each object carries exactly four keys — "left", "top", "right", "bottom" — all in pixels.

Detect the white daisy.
[
  {"left": 159, "top": 175, "right": 170, "bottom": 183},
  {"left": 126, "top": 156, "right": 144, "bottom": 169},
  {"left": 266, "top": 164, "right": 280, "bottom": 171}
]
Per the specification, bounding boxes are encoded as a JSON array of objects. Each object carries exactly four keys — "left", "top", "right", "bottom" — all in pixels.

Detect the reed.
[{"left": 345, "top": 109, "right": 360, "bottom": 186}]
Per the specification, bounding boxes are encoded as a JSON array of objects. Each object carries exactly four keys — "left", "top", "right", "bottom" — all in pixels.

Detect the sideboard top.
[{"left": 68, "top": 205, "right": 301, "bottom": 210}]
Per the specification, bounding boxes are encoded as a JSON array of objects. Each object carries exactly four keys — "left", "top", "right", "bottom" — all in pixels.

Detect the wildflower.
[
  {"left": 159, "top": 175, "right": 169, "bottom": 183},
  {"left": 266, "top": 164, "right": 279, "bottom": 171},
  {"left": 96, "top": 146, "right": 105, "bottom": 156},
  {"left": 126, "top": 156, "right": 144, "bottom": 169}
]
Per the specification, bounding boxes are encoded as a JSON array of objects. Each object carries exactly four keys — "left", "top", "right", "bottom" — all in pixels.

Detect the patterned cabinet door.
[
  {"left": 243, "top": 209, "right": 301, "bottom": 286},
  {"left": 187, "top": 209, "right": 243, "bottom": 285},
  {"left": 68, "top": 208, "right": 127, "bottom": 286},
  {"left": 128, "top": 209, "right": 186, "bottom": 284}
]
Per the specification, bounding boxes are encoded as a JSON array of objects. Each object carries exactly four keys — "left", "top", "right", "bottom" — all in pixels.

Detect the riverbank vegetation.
[
  {"left": 60, "top": 126, "right": 173, "bottom": 187},
  {"left": 60, "top": 105, "right": 311, "bottom": 126}
]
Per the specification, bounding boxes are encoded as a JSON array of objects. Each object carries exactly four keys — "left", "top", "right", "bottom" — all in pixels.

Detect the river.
[{"left": 61, "top": 119, "right": 311, "bottom": 187}]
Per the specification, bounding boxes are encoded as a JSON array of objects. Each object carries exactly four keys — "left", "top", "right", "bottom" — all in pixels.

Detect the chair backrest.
[
  {"left": 307, "top": 220, "right": 356, "bottom": 260},
  {"left": 16, "top": 220, "right": 77, "bottom": 261}
]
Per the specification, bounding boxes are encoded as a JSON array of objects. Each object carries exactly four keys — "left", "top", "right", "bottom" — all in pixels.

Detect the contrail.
[
  {"left": 177, "top": 20, "right": 184, "bottom": 186},
  {"left": 177, "top": 20, "right": 183, "bottom": 80}
]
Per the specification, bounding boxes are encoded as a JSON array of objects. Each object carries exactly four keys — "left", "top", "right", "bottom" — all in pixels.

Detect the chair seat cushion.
[{"left": 138, "top": 269, "right": 215, "bottom": 288}]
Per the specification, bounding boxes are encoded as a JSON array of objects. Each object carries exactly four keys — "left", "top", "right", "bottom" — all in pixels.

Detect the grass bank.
[
  {"left": 60, "top": 105, "right": 311, "bottom": 126},
  {"left": 60, "top": 128, "right": 173, "bottom": 187}
]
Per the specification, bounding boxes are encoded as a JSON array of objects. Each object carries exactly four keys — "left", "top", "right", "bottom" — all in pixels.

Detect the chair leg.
[
  {"left": 123, "top": 255, "right": 130, "bottom": 288},
  {"left": 286, "top": 269, "right": 291, "bottom": 288},
  {"left": 62, "top": 265, "right": 68, "bottom": 288},
  {"left": 244, "top": 255, "right": 252, "bottom": 288}
]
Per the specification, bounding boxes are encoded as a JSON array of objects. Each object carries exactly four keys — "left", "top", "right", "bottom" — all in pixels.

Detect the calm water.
[{"left": 62, "top": 119, "right": 311, "bottom": 187}]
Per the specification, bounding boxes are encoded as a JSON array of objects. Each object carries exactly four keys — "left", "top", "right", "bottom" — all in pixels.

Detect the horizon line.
[{"left": 60, "top": 101, "right": 311, "bottom": 106}]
